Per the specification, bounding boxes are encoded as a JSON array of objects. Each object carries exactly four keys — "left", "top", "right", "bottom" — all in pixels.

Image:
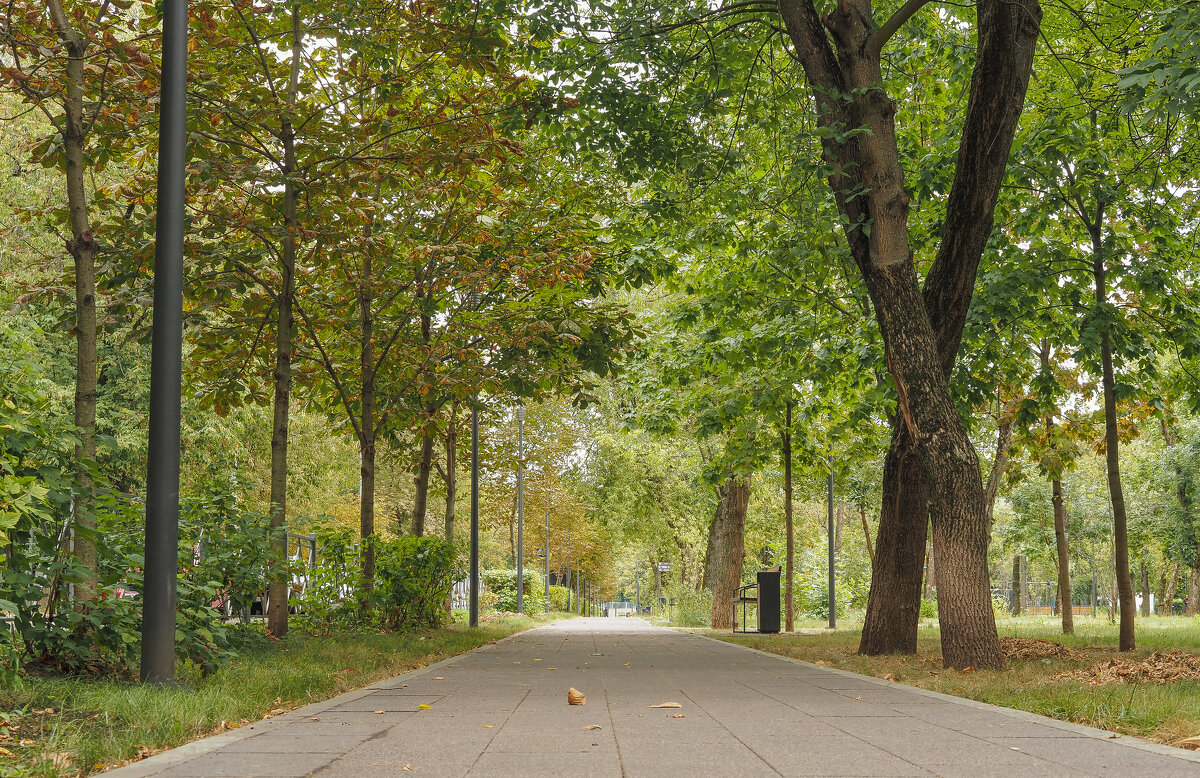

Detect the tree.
[{"left": 1, "top": 0, "right": 158, "bottom": 602}]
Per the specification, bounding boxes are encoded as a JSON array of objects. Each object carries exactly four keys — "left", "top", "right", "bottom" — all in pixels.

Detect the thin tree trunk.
[
  {"left": 1161, "top": 563, "right": 1178, "bottom": 616},
  {"left": 46, "top": 0, "right": 97, "bottom": 603},
  {"left": 783, "top": 401, "right": 794, "bottom": 633},
  {"left": 859, "top": 505, "right": 875, "bottom": 567},
  {"left": 266, "top": 4, "right": 303, "bottom": 637},
  {"left": 412, "top": 401, "right": 436, "bottom": 536},
  {"left": 1189, "top": 570, "right": 1198, "bottom": 617},
  {"left": 1041, "top": 340, "right": 1072, "bottom": 633},
  {"left": 923, "top": 538, "right": 935, "bottom": 601},
  {"left": 708, "top": 475, "right": 750, "bottom": 630},
  {"left": 1140, "top": 562, "right": 1150, "bottom": 617},
  {"left": 1011, "top": 555, "right": 1022, "bottom": 616},
  {"left": 411, "top": 307, "right": 435, "bottom": 536},
  {"left": 984, "top": 417, "right": 1013, "bottom": 525},
  {"left": 444, "top": 402, "right": 457, "bottom": 541},
  {"left": 1093, "top": 229, "right": 1135, "bottom": 651}
]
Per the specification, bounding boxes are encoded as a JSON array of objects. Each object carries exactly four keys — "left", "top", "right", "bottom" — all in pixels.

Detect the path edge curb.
[
  {"left": 100, "top": 623, "right": 554, "bottom": 777},
  {"left": 692, "top": 629, "right": 1200, "bottom": 766}
]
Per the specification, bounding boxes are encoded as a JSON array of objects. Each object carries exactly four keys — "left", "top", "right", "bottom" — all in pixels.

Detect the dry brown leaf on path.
[
  {"left": 568, "top": 688, "right": 586, "bottom": 705},
  {"left": 403, "top": 764, "right": 419, "bottom": 771},
  {"left": 582, "top": 724, "right": 602, "bottom": 730},
  {"left": 649, "top": 702, "right": 682, "bottom": 709},
  {"left": 0, "top": 747, "right": 14, "bottom": 758},
  {"left": 372, "top": 710, "right": 386, "bottom": 715},
  {"left": 880, "top": 673, "right": 896, "bottom": 682},
  {"left": 672, "top": 714, "right": 686, "bottom": 719},
  {"left": 433, "top": 677, "right": 444, "bottom": 680}
]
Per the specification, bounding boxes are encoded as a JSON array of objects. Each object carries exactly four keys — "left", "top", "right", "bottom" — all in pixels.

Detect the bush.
[
  {"left": 481, "top": 569, "right": 544, "bottom": 612},
  {"left": 374, "top": 537, "right": 460, "bottom": 630},
  {"left": 547, "top": 584, "right": 571, "bottom": 612},
  {"left": 670, "top": 587, "right": 712, "bottom": 627},
  {"left": 920, "top": 596, "right": 937, "bottom": 619},
  {"left": 292, "top": 522, "right": 364, "bottom": 635}
]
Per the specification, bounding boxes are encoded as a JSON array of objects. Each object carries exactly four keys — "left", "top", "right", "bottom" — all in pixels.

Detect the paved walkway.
[{"left": 110, "top": 618, "right": 1200, "bottom": 777}]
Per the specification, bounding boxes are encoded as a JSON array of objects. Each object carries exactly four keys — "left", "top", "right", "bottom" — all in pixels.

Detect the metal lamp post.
[
  {"left": 827, "top": 451, "right": 836, "bottom": 630},
  {"left": 468, "top": 290, "right": 481, "bottom": 628},
  {"left": 141, "top": 0, "right": 188, "bottom": 685},
  {"left": 544, "top": 506, "right": 550, "bottom": 612},
  {"left": 516, "top": 407, "right": 524, "bottom": 614}
]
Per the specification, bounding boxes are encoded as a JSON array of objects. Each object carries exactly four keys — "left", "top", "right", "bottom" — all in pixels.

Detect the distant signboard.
[{"left": 656, "top": 562, "right": 671, "bottom": 572}]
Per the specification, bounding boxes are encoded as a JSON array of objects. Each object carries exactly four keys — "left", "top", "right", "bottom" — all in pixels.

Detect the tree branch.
[{"left": 870, "top": 0, "right": 934, "bottom": 57}]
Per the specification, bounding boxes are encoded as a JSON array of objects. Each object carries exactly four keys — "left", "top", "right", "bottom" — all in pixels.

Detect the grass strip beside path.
[
  {"left": 0, "top": 613, "right": 564, "bottom": 777},
  {"left": 716, "top": 616, "right": 1200, "bottom": 749}
]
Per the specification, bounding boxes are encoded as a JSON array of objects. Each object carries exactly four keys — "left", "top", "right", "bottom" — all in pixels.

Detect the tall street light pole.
[
  {"left": 516, "top": 407, "right": 524, "bottom": 614},
  {"left": 141, "top": 0, "right": 187, "bottom": 685},
  {"left": 469, "top": 400, "right": 480, "bottom": 628},
  {"left": 828, "top": 451, "right": 836, "bottom": 630},
  {"left": 544, "top": 506, "right": 550, "bottom": 612}
]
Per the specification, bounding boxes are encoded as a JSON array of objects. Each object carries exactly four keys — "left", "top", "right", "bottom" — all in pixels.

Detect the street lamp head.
[{"left": 516, "top": 406, "right": 525, "bottom": 422}]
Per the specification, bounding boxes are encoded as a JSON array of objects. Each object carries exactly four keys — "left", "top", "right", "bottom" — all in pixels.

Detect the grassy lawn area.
[
  {"left": 0, "top": 612, "right": 566, "bottom": 777},
  {"left": 716, "top": 615, "right": 1200, "bottom": 750}
]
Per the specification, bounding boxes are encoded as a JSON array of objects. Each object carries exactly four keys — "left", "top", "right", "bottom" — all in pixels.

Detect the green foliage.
[
  {"left": 920, "top": 597, "right": 937, "bottom": 619},
  {"left": 374, "top": 537, "right": 460, "bottom": 630},
  {"left": 481, "top": 568, "right": 545, "bottom": 612},
  {"left": 669, "top": 587, "right": 711, "bottom": 628},
  {"left": 547, "top": 584, "right": 571, "bottom": 612},
  {"left": 292, "top": 522, "right": 364, "bottom": 636}
]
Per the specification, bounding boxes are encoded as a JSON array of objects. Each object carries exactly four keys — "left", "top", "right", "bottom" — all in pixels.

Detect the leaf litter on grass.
[
  {"left": 1057, "top": 650, "right": 1200, "bottom": 685},
  {"left": 999, "top": 637, "right": 1078, "bottom": 660}
]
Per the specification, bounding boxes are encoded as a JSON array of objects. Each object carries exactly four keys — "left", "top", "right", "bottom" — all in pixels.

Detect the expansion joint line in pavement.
[
  {"left": 603, "top": 689, "right": 628, "bottom": 778},
  {"left": 465, "top": 687, "right": 533, "bottom": 775},
  {"left": 679, "top": 687, "right": 784, "bottom": 776}
]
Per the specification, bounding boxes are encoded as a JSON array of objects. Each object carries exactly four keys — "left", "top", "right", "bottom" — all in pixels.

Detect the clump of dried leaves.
[
  {"left": 999, "top": 637, "right": 1077, "bottom": 660},
  {"left": 1057, "top": 651, "right": 1200, "bottom": 685}
]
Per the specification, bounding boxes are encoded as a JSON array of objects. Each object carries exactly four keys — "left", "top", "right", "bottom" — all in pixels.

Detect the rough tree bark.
[
  {"left": 984, "top": 417, "right": 1013, "bottom": 526},
  {"left": 707, "top": 476, "right": 750, "bottom": 630},
  {"left": 442, "top": 401, "right": 458, "bottom": 541},
  {"left": 411, "top": 304, "right": 436, "bottom": 536},
  {"left": 266, "top": 5, "right": 304, "bottom": 637},
  {"left": 1161, "top": 563, "right": 1178, "bottom": 616},
  {"left": 773, "top": 0, "right": 1041, "bottom": 666},
  {"left": 1140, "top": 562, "right": 1150, "bottom": 617}
]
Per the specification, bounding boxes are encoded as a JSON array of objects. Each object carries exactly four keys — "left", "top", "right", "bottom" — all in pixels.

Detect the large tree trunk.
[
  {"left": 47, "top": 0, "right": 98, "bottom": 603},
  {"left": 777, "top": 0, "right": 1040, "bottom": 665},
  {"left": 708, "top": 476, "right": 750, "bottom": 630},
  {"left": 860, "top": 425, "right": 926, "bottom": 654},
  {"left": 265, "top": 5, "right": 304, "bottom": 637},
  {"left": 783, "top": 402, "right": 794, "bottom": 632},
  {"left": 1093, "top": 237, "right": 1135, "bottom": 651}
]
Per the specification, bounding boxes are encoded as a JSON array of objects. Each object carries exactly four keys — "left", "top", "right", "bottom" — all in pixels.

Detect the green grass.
[
  {"left": 0, "top": 612, "right": 566, "bottom": 776},
  {"left": 716, "top": 614, "right": 1200, "bottom": 748}
]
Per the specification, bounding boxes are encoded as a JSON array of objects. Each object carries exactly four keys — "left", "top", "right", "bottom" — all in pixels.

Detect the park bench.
[{"left": 732, "top": 569, "right": 781, "bottom": 634}]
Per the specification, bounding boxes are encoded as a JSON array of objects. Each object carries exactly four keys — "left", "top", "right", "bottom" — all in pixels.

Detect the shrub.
[
  {"left": 547, "top": 584, "right": 571, "bottom": 612},
  {"left": 920, "top": 596, "right": 937, "bottom": 619},
  {"left": 670, "top": 587, "right": 712, "bottom": 627},
  {"left": 292, "top": 522, "right": 364, "bottom": 635},
  {"left": 374, "top": 537, "right": 460, "bottom": 630},
  {"left": 481, "top": 569, "right": 544, "bottom": 612}
]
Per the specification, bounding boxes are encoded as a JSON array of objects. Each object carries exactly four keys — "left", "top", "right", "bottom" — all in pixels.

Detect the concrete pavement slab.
[{"left": 105, "top": 618, "right": 1200, "bottom": 777}]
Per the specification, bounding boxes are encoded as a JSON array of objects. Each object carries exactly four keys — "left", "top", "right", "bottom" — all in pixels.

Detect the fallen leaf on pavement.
[
  {"left": 483, "top": 725, "right": 495, "bottom": 728},
  {"left": 568, "top": 688, "right": 586, "bottom": 705},
  {"left": 373, "top": 710, "right": 386, "bottom": 715},
  {"left": 649, "top": 702, "right": 682, "bottom": 709},
  {"left": 418, "top": 704, "right": 431, "bottom": 710},
  {"left": 309, "top": 717, "right": 321, "bottom": 722},
  {"left": 582, "top": 724, "right": 602, "bottom": 730},
  {"left": 672, "top": 714, "right": 686, "bottom": 719},
  {"left": 433, "top": 677, "right": 444, "bottom": 680},
  {"left": 403, "top": 764, "right": 419, "bottom": 771},
  {"left": 880, "top": 673, "right": 896, "bottom": 682}
]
